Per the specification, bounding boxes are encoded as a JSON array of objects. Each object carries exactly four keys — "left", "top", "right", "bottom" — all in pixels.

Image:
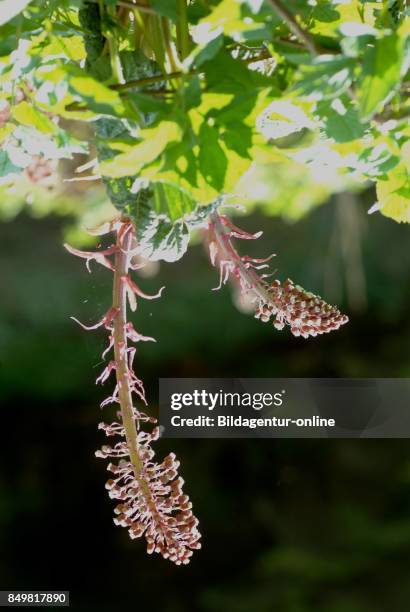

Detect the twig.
[
  {"left": 64, "top": 70, "right": 196, "bottom": 111},
  {"left": 86, "top": 0, "right": 156, "bottom": 14},
  {"left": 243, "top": 48, "right": 273, "bottom": 64},
  {"left": 110, "top": 70, "right": 194, "bottom": 91},
  {"left": 267, "top": 0, "right": 319, "bottom": 56},
  {"left": 375, "top": 105, "right": 410, "bottom": 123}
]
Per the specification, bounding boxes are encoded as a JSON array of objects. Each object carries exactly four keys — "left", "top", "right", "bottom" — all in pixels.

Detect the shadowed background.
[{"left": 1, "top": 190, "right": 410, "bottom": 612}]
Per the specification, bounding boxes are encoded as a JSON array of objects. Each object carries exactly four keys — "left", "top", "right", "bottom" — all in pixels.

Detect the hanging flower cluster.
[
  {"left": 65, "top": 219, "right": 201, "bottom": 565},
  {"left": 207, "top": 211, "right": 348, "bottom": 338}
]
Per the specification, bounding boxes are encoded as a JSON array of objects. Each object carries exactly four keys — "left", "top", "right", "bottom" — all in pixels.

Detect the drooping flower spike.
[
  {"left": 65, "top": 219, "right": 201, "bottom": 565},
  {"left": 207, "top": 211, "right": 348, "bottom": 338}
]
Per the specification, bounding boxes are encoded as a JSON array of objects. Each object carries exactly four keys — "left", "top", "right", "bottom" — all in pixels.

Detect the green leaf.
[
  {"left": 127, "top": 92, "right": 170, "bottom": 116},
  {"left": 212, "top": 91, "right": 267, "bottom": 126},
  {"left": 126, "top": 180, "right": 197, "bottom": 262},
  {"left": 316, "top": 98, "right": 365, "bottom": 143},
  {"left": 199, "top": 0, "right": 266, "bottom": 40},
  {"left": 181, "top": 75, "right": 202, "bottom": 110},
  {"left": 0, "top": 0, "right": 31, "bottom": 26},
  {"left": 271, "top": 39, "right": 310, "bottom": 65},
  {"left": 13, "top": 101, "right": 57, "bottom": 134},
  {"left": 375, "top": 164, "right": 410, "bottom": 223},
  {"left": 357, "top": 33, "right": 404, "bottom": 120},
  {"left": 198, "top": 122, "right": 227, "bottom": 191},
  {"left": 99, "top": 121, "right": 182, "bottom": 178},
  {"left": 108, "top": 175, "right": 220, "bottom": 262},
  {"left": 78, "top": 1, "right": 105, "bottom": 73},
  {"left": 150, "top": 0, "right": 178, "bottom": 21},
  {"left": 184, "top": 31, "right": 224, "bottom": 69},
  {"left": 223, "top": 122, "right": 252, "bottom": 158},
  {"left": 120, "top": 49, "right": 161, "bottom": 83},
  {"left": 145, "top": 181, "right": 196, "bottom": 222},
  {"left": 148, "top": 218, "right": 190, "bottom": 262},
  {"left": 356, "top": 143, "right": 399, "bottom": 178},
  {"left": 66, "top": 66, "right": 127, "bottom": 117},
  {"left": 0, "top": 150, "right": 23, "bottom": 181},
  {"left": 294, "top": 55, "right": 354, "bottom": 100},
  {"left": 204, "top": 48, "right": 273, "bottom": 94}
]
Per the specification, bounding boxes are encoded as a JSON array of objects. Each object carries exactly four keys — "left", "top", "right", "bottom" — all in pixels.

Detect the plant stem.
[
  {"left": 267, "top": 0, "right": 318, "bottom": 56},
  {"left": 209, "top": 212, "right": 274, "bottom": 305},
  {"left": 100, "top": 3, "right": 137, "bottom": 466},
  {"left": 148, "top": 15, "right": 167, "bottom": 73},
  {"left": 177, "top": 0, "right": 190, "bottom": 61},
  {"left": 105, "top": 4, "right": 124, "bottom": 84},
  {"left": 111, "top": 227, "right": 156, "bottom": 508},
  {"left": 87, "top": 0, "right": 156, "bottom": 14},
  {"left": 112, "top": 229, "right": 144, "bottom": 477},
  {"left": 112, "top": 69, "right": 197, "bottom": 91},
  {"left": 162, "top": 16, "right": 180, "bottom": 73}
]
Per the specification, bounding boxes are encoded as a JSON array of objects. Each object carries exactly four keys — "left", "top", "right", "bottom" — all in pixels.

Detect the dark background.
[{"left": 1, "top": 192, "right": 410, "bottom": 611}]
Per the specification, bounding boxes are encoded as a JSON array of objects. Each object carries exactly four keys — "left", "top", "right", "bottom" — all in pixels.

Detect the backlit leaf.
[
  {"left": 357, "top": 33, "right": 404, "bottom": 120},
  {"left": 376, "top": 165, "right": 410, "bottom": 223}
]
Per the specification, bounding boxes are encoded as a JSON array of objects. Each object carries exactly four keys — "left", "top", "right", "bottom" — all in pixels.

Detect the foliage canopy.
[{"left": 0, "top": 0, "right": 409, "bottom": 259}]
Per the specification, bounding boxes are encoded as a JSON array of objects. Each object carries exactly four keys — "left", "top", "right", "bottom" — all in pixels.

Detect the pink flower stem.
[
  {"left": 209, "top": 211, "right": 273, "bottom": 303},
  {"left": 112, "top": 225, "right": 152, "bottom": 498},
  {"left": 209, "top": 211, "right": 348, "bottom": 337}
]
